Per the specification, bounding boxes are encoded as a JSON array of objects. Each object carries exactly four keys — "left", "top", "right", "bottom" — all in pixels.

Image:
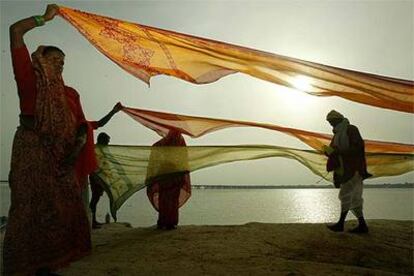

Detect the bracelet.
[{"left": 33, "top": 15, "right": 45, "bottom": 27}]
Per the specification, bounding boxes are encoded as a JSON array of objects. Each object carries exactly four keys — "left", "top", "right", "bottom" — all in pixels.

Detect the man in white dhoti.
[{"left": 324, "top": 110, "right": 371, "bottom": 233}]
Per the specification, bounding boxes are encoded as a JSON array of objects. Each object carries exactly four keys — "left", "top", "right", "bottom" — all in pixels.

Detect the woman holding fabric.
[
  {"left": 147, "top": 129, "right": 192, "bottom": 230},
  {"left": 3, "top": 5, "right": 100, "bottom": 275}
]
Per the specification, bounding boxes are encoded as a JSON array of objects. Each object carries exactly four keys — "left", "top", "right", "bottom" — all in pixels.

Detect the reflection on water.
[
  {"left": 1, "top": 184, "right": 413, "bottom": 227},
  {"left": 99, "top": 188, "right": 414, "bottom": 227},
  {"left": 290, "top": 189, "right": 335, "bottom": 222}
]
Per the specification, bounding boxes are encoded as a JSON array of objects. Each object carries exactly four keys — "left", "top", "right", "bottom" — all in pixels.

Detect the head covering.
[
  {"left": 32, "top": 46, "right": 76, "bottom": 165},
  {"left": 156, "top": 129, "right": 185, "bottom": 147},
  {"left": 326, "top": 110, "right": 344, "bottom": 121}
]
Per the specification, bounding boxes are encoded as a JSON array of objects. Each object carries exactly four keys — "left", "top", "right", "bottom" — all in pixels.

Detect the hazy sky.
[{"left": 1, "top": 0, "right": 413, "bottom": 185}]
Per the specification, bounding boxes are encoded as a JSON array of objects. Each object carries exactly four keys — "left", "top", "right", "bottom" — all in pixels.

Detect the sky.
[{"left": 1, "top": 0, "right": 413, "bottom": 186}]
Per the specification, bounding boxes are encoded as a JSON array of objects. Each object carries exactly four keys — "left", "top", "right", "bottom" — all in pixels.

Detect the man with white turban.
[{"left": 324, "top": 110, "right": 371, "bottom": 233}]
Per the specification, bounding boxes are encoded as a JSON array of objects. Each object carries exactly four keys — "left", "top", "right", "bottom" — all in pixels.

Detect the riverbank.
[{"left": 57, "top": 220, "right": 413, "bottom": 275}]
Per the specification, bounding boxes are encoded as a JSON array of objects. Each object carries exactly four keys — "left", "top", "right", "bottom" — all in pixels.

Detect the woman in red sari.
[
  {"left": 3, "top": 5, "right": 95, "bottom": 275},
  {"left": 147, "top": 129, "right": 192, "bottom": 230}
]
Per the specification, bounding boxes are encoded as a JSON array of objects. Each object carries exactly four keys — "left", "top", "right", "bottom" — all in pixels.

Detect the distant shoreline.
[{"left": 1, "top": 180, "right": 412, "bottom": 189}]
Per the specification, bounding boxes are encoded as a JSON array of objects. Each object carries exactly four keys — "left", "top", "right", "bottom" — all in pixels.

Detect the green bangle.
[{"left": 33, "top": 15, "right": 45, "bottom": 27}]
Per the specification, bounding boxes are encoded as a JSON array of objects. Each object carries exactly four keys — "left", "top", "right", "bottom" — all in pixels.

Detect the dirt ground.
[{"left": 57, "top": 220, "right": 413, "bottom": 275}]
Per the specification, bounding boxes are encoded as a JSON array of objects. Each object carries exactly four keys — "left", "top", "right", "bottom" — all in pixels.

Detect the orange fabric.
[
  {"left": 121, "top": 105, "right": 414, "bottom": 155},
  {"left": 58, "top": 6, "right": 413, "bottom": 113}
]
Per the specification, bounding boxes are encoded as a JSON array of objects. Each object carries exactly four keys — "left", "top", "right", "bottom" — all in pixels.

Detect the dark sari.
[{"left": 3, "top": 46, "right": 91, "bottom": 275}]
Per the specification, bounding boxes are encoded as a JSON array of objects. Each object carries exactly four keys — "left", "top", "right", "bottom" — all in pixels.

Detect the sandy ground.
[{"left": 53, "top": 220, "right": 413, "bottom": 275}]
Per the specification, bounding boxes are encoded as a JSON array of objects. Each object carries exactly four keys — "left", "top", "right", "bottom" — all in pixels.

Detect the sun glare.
[
  {"left": 277, "top": 75, "right": 316, "bottom": 109},
  {"left": 291, "top": 75, "right": 313, "bottom": 91}
]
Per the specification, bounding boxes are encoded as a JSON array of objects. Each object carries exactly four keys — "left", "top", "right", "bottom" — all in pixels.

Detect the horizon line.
[{"left": 0, "top": 181, "right": 413, "bottom": 188}]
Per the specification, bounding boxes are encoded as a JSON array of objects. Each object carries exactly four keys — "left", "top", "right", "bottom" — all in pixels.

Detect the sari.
[
  {"left": 3, "top": 46, "right": 91, "bottom": 275},
  {"left": 58, "top": 6, "right": 414, "bottom": 113},
  {"left": 146, "top": 130, "right": 191, "bottom": 228}
]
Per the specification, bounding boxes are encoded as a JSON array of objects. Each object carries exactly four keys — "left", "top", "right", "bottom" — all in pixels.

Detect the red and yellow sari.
[{"left": 146, "top": 130, "right": 191, "bottom": 228}]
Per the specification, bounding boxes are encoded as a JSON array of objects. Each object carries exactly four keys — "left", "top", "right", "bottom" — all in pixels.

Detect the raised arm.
[
  {"left": 10, "top": 4, "right": 59, "bottom": 49},
  {"left": 94, "top": 102, "right": 123, "bottom": 128}
]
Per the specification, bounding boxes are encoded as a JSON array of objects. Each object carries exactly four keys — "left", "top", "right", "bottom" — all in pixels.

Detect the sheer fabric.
[
  {"left": 146, "top": 130, "right": 191, "bottom": 228},
  {"left": 58, "top": 6, "right": 413, "bottom": 113},
  {"left": 95, "top": 145, "right": 413, "bottom": 220},
  {"left": 121, "top": 106, "right": 414, "bottom": 154}
]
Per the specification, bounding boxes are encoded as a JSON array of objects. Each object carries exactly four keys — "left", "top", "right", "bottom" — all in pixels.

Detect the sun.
[
  {"left": 290, "top": 75, "right": 313, "bottom": 92},
  {"left": 276, "top": 75, "right": 316, "bottom": 109}
]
